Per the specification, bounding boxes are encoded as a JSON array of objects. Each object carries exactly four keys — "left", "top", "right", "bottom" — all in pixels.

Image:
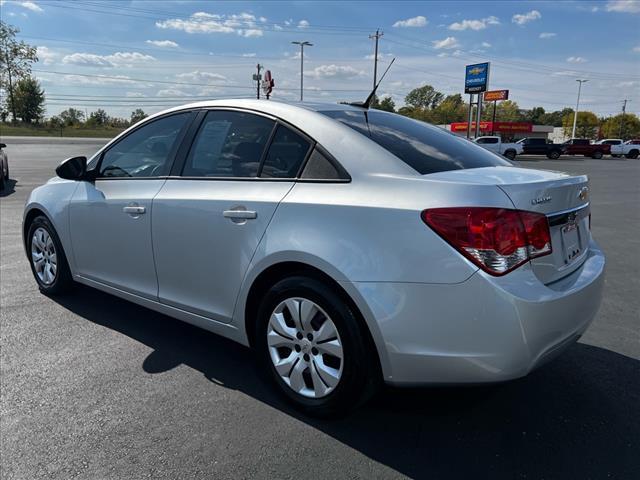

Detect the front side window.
[
  {"left": 183, "top": 110, "right": 275, "bottom": 177},
  {"left": 99, "top": 113, "right": 189, "bottom": 178},
  {"left": 320, "top": 110, "right": 511, "bottom": 175},
  {"left": 260, "top": 125, "right": 311, "bottom": 178}
]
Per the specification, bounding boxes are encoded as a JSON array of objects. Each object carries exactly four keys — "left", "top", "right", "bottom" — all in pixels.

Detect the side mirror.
[
  {"left": 0, "top": 143, "right": 6, "bottom": 148},
  {"left": 56, "top": 156, "right": 87, "bottom": 181}
]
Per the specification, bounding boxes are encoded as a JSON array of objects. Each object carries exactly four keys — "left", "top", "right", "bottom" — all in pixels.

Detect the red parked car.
[{"left": 562, "top": 139, "right": 611, "bottom": 159}]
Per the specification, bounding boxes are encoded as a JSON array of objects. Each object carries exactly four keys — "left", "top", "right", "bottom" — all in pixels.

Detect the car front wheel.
[
  {"left": 27, "top": 215, "right": 73, "bottom": 294},
  {"left": 547, "top": 150, "right": 561, "bottom": 159},
  {"left": 504, "top": 150, "right": 516, "bottom": 160},
  {"left": 255, "top": 275, "right": 378, "bottom": 417},
  {"left": 592, "top": 151, "right": 603, "bottom": 159}
]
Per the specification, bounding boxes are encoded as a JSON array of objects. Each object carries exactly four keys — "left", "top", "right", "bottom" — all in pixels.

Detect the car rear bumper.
[{"left": 352, "top": 239, "right": 605, "bottom": 385}]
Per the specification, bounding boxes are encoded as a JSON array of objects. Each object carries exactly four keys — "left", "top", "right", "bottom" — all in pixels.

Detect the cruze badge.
[
  {"left": 578, "top": 186, "right": 589, "bottom": 202},
  {"left": 531, "top": 195, "right": 552, "bottom": 205}
]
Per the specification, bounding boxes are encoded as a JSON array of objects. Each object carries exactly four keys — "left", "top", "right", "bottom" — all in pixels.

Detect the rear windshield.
[{"left": 320, "top": 109, "right": 511, "bottom": 174}]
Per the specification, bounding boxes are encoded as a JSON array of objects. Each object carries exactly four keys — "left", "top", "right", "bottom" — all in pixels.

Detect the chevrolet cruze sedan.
[{"left": 24, "top": 100, "right": 605, "bottom": 416}]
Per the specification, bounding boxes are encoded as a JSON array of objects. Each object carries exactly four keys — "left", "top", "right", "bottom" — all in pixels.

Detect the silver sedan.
[{"left": 23, "top": 100, "right": 605, "bottom": 416}]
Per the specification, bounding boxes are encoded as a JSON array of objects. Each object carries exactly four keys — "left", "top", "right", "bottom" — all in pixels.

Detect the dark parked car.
[
  {"left": 516, "top": 138, "right": 565, "bottom": 159},
  {"left": 0, "top": 143, "right": 9, "bottom": 191},
  {"left": 562, "top": 139, "right": 610, "bottom": 159}
]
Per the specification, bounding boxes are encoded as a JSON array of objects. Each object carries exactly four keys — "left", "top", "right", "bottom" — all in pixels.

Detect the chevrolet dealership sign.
[{"left": 465, "top": 62, "right": 490, "bottom": 94}]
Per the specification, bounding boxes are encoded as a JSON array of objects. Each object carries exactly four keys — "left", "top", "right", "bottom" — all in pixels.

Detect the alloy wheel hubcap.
[
  {"left": 31, "top": 227, "right": 57, "bottom": 285},
  {"left": 267, "top": 297, "right": 344, "bottom": 398}
]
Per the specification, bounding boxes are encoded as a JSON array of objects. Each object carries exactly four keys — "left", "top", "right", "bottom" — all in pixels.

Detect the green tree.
[
  {"left": 541, "top": 108, "right": 573, "bottom": 127},
  {"left": 59, "top": 108, "right": 85, "bottom": 126},
  {"left": 405, "top": 85, "right": 444, "bottom": 110},
  {"left": 601, "top": 113, "right": 640, "bottom": 140},
  {"left": 562, "top": 111, "right": 599, "bottom": 139},
  {"left": 375, "top": 96, "right": 396, "bottom": 112},
  {"left": 0, "top": 21, "right": 38, "bottom": 122},
  {"left": 130, "top": 108, "right": 147, "bottom": 124},
  {"left": 87, "top": 108, "right": 109, "bottom": 127},
  {"left": 493, "top": 100, "right": 523, "bottom": 122},
  {"left": 13, "top": 76, "right": 45, "bottom": 123},
  {"left": 432, "top": 94, "right": 466, "bottom": 124},
  {"left": 526, "top": 106, "right": 546, "bottom": 124}
]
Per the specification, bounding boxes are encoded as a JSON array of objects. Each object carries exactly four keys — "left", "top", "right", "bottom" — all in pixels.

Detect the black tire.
[
  {"left": 0, "top": 174, "right": 4, "bottom": 191},
  {"left": 547, "top": 150, "right": 561, "bottom": 160},
  {"left": 255, "top": 275, "right": 379, "bottom": 417},
  {"left": 626, "top": 150, "right": 639, "bottom": 159},
  {"left": 592, "top": 151, "right": 603, "bottom": 159},
  {"left": 504, "top": 150, "right": 516, "bottom": 160},
  {"left": 26, "top": 215, "right": 73, "bottom": 295}
]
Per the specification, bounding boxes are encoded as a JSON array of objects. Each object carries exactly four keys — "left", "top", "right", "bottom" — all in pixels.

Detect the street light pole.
[
  {"left": 292, "top": 41, "right": 312, "bottom": 102},
  {"left": 571, "top": 79, "right": 588, "bottom": 139}
]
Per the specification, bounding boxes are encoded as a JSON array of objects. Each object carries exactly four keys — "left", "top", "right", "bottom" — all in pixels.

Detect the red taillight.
[{"left": 421, "top": 207, "right": 552, "bottom": 276}]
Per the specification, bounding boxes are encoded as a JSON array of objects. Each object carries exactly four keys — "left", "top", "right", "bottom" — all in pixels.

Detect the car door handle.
[
  {"left": 223, "top": 209, "right": 257, "bottom": 220},
  {"left": 123, "top": 205, "right": 146, "bottom": 215}
]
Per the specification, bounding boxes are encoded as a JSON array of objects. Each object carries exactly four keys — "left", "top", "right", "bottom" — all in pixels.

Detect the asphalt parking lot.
[{"left": 1, "top": 137, "right": 639, "bottom": 479}]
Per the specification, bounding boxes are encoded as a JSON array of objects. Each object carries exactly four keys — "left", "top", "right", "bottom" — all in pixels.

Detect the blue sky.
[{"left": 2, "top": 0, "right": 639, "bottom": 119}]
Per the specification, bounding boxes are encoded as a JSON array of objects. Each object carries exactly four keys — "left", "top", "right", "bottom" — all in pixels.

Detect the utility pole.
[
  {"left": 291, "top": 41, "right": 312, "bottom": 101},
  {"left": 254, "top": 64, "right": 263, "bottom": 99},
  {"left": 619, "top": 99, "right": 630, "bottom": 139},
  {"left": 369, "top": 29, "right": 384, "bottom": 89},
  {"left": 571, "top": 79, "right": 588, "bottom": 139}
]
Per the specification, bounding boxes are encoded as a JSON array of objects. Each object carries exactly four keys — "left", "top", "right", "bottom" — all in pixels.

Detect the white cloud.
[
  {"left": 393, "top": 15, "right": 428, "bottom": 28},
  {"left": 274, "top": 24, "right": 283, "bottom": 31},
  {"left": 36, "top": 46, "right": 57, "bottom": 65},
  {"left": 606, "top": 1, "right": 640, "bottom": 13},
  {"left": 567, "top": 56, "right": 587, "bottom": 63},
  {"left": 307, "top": 64, "right": 365, "bottom": 79},
  {"left": 240, "top": 29, "right": 263, "bottom": 37},
  {"left": 632, "top": 45, "right": 640, "bottom": 52},
  {"left": 432, "top": 36, "right": 460, "bottom": 49},
  {"left": 61, "top": 51, "right": 155, "bottom": 68},
  {"left": 539, "top": 32, "right": 557, "bottom": 39},
  {"left": 125, "top": 92, "right": 145, "bottom": 98},
  {"left": 242, "top": 52, "right": 257, "bottom": 57},
  {"left": 297, "top": 19, "right": 310, "bottom": 28},
  {"left": 156, "top": 89, "right": 191, "bottom": 97},
  {"left": 364, "top": 52, "right": 393, "bottom": 60},
  {"left": 16, "top": 1, "right": 43, "bottom": 13},
  {"left": 481, "top": 41, "right": 492, "bottom": 48},
  {"left": 448, "top": 16, "right": 499, "bottom": 31},
  {"left": 145, "top": 40, "right": 179, "bottom": 48},
  {"left": 175, "top": 71, "right": 228, "bottom": 83},
  {"left": 156, "top": 11, "right": 264, "bottom": 37},
  {"left": 62, "top": 74, "right": 142, "bottom": 86},
  {"left": 512, "top": 10, "right": 541, "bottom": 25}
]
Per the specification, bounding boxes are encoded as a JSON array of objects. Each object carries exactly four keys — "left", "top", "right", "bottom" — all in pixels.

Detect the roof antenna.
[{"left": 346, "top": 57, "right": 395, "bottom": 109}]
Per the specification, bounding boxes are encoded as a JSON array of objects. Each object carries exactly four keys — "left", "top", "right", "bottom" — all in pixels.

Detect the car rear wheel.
[
  {"left": 27, "top": 215, "right": 73, "bottom": 295},
  {"left": 255, "top": 275, "right": 378, "bottom": 417},
  {"left": 547, "top": 150, "right": 561, "bottom": 160},
  {"left": 592, "top": 151, "right": 603, "bottom": 159},
  {"left": 626, "top": 150, "right": 639, "bottom": 159},
  {"left": 504, "top": 150, "right": 516, "bottom": 160}
]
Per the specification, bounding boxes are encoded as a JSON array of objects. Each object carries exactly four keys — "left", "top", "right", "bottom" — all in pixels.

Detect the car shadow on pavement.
[
  {"left": 54, "top": 284, "right": 639, "bottom": 479},
  {"left": 0, "top": 178, "right": 17, "bottom": 197}
]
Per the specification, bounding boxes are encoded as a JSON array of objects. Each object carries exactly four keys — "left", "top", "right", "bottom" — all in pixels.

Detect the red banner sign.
[
  {"left": 450, "top": 122, "right": 532, "bottom": 132},
  {"left": 484, "top": 90, "right": 509, "bottom": 102}
]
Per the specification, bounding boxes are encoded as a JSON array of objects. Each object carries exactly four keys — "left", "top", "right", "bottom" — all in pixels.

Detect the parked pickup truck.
[
  {"left": 610, "top": 139, "right": 640, "bottom": 159},
  {"left": 474, "top": 136, "right": 523, "bottom": 160},
  {"left": 562, "top": 138, "right": 611, "bottom": 159},
  {"left": 595, "top": 139, "right": 624, "bottom": 157},
  {"left": 515, "top": 137, "right": 565, "bottom": 159}
]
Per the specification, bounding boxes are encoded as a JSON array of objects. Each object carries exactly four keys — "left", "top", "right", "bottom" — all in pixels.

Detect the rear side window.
[
  {"left": 301, "top": 148, "right": 343, "bottom": 180},
  {"left": 183, "top": 110, "right": 275, "bottom": 177},
  {"left": 260, "top": 125, "right": 311, "bottom": 178},
  {"left": 320, "top": 110, "right": 510, "bottom": 175}
]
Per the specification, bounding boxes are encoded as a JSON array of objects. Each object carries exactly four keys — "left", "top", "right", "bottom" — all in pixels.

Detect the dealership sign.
[
  {"left": 450, "top": 121, "right": 532, "bottom": 133},
  {"left": 464, "top": 62, "right": 490, "bottom": 93},
  {"left": 484, "top": 89, "right": 509, "bottom": 102}
]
